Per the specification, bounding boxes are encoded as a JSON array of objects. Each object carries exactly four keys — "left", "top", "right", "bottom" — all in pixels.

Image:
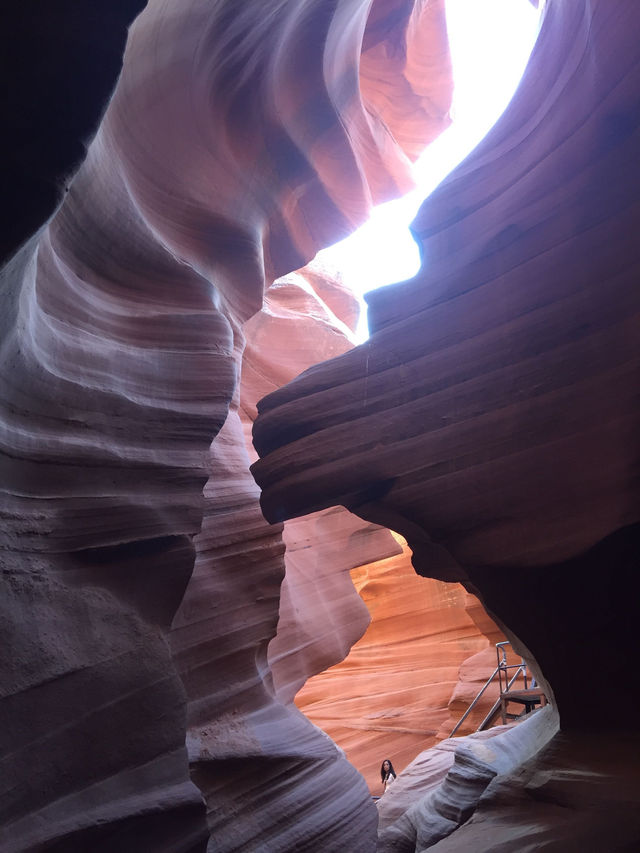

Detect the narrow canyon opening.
[
  {"left": 317, "top": 0, "right": 543, "bottom": 341},
  {"left": 257, "top": 0, "right": 547, "bottom": 800},
  {"left": 4, "top": 0, "right": 640, "bottom": 850},
  {"left": 272, "top": 522, "right": 547, "bottom": 798}
]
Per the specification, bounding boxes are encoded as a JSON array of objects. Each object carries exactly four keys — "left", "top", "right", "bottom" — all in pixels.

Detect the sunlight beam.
[{"left": 318, "top": 0, "right": 543, "bottom": 341}]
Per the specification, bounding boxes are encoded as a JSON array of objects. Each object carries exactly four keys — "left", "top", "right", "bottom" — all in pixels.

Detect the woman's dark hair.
[{"left": 380, "top": 759, "right": 396, "bottom": 781}]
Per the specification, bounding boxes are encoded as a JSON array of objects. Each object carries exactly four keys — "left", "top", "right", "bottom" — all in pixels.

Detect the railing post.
[
  {"left": 449, "top": 664, "right": 501, "bottom": 738},
  {"left": 451, "top": 641, "right": 542, "bottom": 737}
]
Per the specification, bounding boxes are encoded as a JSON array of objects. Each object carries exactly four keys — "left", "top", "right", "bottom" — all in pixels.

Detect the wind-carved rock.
[
  {"left": 241, "top": 265, "right": 402, "bottom": 704},
  {"left": 242, "top": 273, "right": 512, "bottom": 803},
  {"left": 294, "top": 539, "right": 505, "bottom": 794},
  {"left": 1, "top": 1, "right": 453, "bottom": 850},
  {"left": 173, "top": 263, "right": 404, "bottom": 850},
  {"left": 253, "top": 0, "right": 640, "bottom": 848}
]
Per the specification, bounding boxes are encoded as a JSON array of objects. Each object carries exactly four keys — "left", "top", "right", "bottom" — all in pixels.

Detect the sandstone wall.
[
  {"left": 295, "top": 540, "right": 503, "bottom": 795},
  {"left": 239, "top": 269, "right": 514, "bottom": 803},
  {"left": 1, "top": 2, "right": 453, "bottom": 849},
  {"left": 253, "top": 0, "right": 640, "bottom": 734},
  {"left": 253, "top": 0, "right": 640, "bottom": 847},
  {"left": 5, "top": 0, "right": 640, "bottom": 850}
]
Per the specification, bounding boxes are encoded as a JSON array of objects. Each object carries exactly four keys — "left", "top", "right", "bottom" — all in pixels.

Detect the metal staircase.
[{"left": 450, "top": 641, "right": 547, "bottom": 738}]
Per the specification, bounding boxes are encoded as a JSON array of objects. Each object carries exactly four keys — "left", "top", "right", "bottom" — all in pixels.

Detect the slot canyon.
[{"left": 1, "top": 1, "right": 639, "bottom": 851}]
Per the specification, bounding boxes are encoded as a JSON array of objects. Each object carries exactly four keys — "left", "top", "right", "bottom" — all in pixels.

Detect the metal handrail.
[
  {"left": 449, "top": 664, "right": 501, "bottom": 737},
  {"left": 475, "top": 696, "right": 502, "bottom": 732},
  {"left": 496, "top": 641, "right": 528, "bottom": 694},
  {"left": 476, "top": 662, "right": 527, "bottom": 731},
  {"left": 449, "top": 642, "right": 530, "bottom": 738}
]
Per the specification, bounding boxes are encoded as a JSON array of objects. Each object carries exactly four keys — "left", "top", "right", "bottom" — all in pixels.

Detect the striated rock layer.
[
  {"left": 253, "top": 0, "right": 640, "bottom": 847},
  {"left": 238, "top": 264, "right": 533, "bottom": 809},
  {"left": 253, "top": 0, "right": 640, "bottom": 732},
  {"left": 1, "top": 1, "right": 453, "bottom": 851},
  {"left": 295, "top": 540, "right": 506, "bottom": 795},
  {"left": 172, "top": 261, "right": 404, "bottom": 850},
  {"left": 241, "top": 264, "right": 402, "bottom": 707},
  {"left": 376, "top": 708, "right": 558, "bottom": 852}
]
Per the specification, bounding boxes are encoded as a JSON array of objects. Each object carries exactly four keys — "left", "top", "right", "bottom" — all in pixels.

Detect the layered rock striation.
[
  {"left": 375, "top": 708, "right": 558, "bottom": 852},
  {"left": 241, "top": 263, "right": 402, "bottom": 707},
  {"left": 7, "top": 0, "right": 640, "bottom": 849},
  {"left": 1, "top": 2, "right": 453, "bottom": 849},
  {"left": 294, "top": 540, "right": 506, "bottom": 795},
  {"left": 252, "top": 0, "right": 640, "bottom": 847},
  {"left": 172, "top": 262, "right": 404, "bottom": 850},
  {"left": 253, "top": 0, "right": 640, "bottom": 732}
]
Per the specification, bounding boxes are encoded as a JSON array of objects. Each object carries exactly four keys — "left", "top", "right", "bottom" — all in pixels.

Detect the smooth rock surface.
[
  {"left": 172, "top": 264, "right": 402, "bottom": 850},
  {"left": 239, "top": 265, "right": 511, "bottom": 807},
  {"left": 376, "top": 708, "right": 558, "bottom": 852},
  {"left": 295, "top": 539, "right": 503, "bottom": 794},
  {"left": 1, "top": 0, "right": 453, "bottom": 849},
  {"left": 426, "top": 729, "right": 640, "bottom": 853},
  {"left": 252, "top": 0, "right": 640, "bottom": 732},
  {"left": 241, "top": 263, "right": 403, "bottom": 711},
  {"left": 252, "top": 0, "right": 640, "bottom": 848}
]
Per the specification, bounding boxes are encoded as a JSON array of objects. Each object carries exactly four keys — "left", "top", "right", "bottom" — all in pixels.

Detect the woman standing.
[{"left": 380, "top": 759, "right": 397, "bottom": 792}]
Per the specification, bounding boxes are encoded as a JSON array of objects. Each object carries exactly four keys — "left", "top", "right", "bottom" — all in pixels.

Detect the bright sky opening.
[{"left": 318, "top": 0, "right": 543, "bottom": 342}]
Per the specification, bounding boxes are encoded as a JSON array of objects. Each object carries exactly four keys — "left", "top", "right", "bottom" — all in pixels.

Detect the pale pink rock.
[
  {"left": 269, "top": 507, "right": 400, "bottom": 705},
  {"left": 295, "top": 541, "right": 504, "bottom": 794},
  {"left": 241, "top": 265, "right": 403, "bottom": 709}
]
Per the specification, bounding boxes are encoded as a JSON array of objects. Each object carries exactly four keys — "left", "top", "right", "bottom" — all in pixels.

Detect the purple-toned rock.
[
  {"left": 1, "top": 0, "right": 452, "bottom": 849},
  {"left": 252, "top": 0, "right": 640, "bottom": 848}
]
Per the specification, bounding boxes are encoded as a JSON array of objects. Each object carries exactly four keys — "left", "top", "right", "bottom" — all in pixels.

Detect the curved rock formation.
[
  {"left": 172, "top": 262, "right": 403, "bottom": 850},
  {"left": 252, "top": 0, "right": 640, "bottom": 846},
  {"left": 241, "top": 264, "right": 402, "bottom": 707},
  {"left": 1, "top": 1, "right": 453, "bottom": 849},
  {"left": 424, "top": 726, "right": 640, "bottom": 853},
  {"left": 376, "top": 708, "right": 557, "bottom": 852},
  {"left": 253, "top": 0, "right": 640, "bottom": 729},
  {"left": 294, "top": 540, "right": 503, "bottom": 794},
  {"left": 10, "top": 0, "right": 640, "bottom": 849}
]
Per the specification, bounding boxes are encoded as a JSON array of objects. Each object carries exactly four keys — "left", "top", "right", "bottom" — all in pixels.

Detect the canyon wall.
[
  {"left": 1, "top": 1, "right": 453, "bottom": 850},
  {"left": 252, "top": 0, "right": 640, "bottom": 847},
  {"left": 295, "top": 540, "right": 509, "bottom": 795},
  {"left": 253, "top": 0, "right": 640, "bottom": 729},
  {"left": 238, "top": 266, "right": 512, "bottom": 801},
  {"left": 4, "top": 0, "right": 640, "bottom": 850},
  {"left": 238, "top": 265, "right": 515, "bottom": 805}
]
